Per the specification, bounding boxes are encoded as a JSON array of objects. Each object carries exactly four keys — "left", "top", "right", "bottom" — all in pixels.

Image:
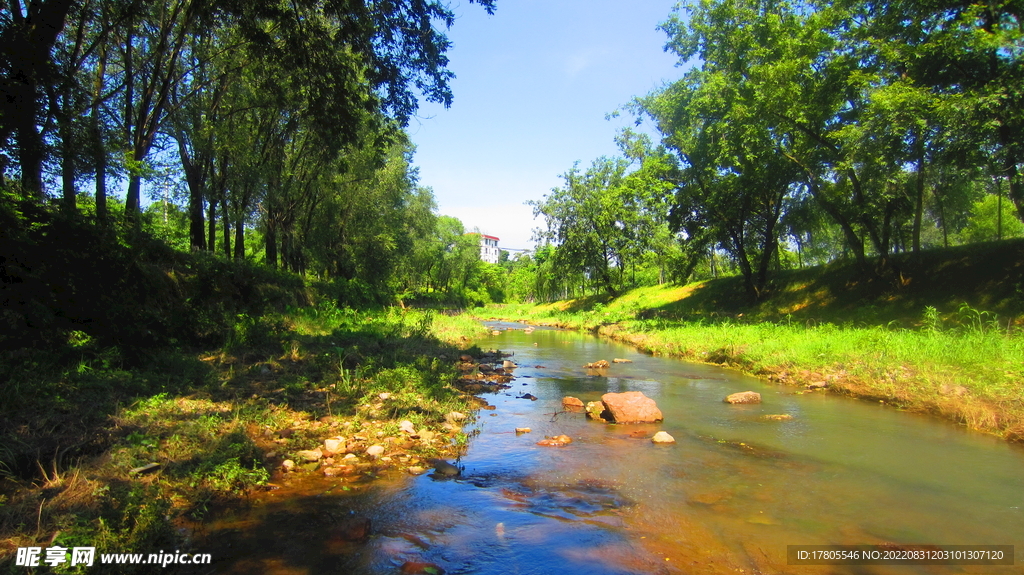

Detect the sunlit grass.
[{"left": 486, "top": 284, "right": 1024, "bottom": 440}]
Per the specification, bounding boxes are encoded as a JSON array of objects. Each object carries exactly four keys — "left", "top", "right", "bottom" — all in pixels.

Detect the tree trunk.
[
  {"left": 60, "top": 136, "right": 76, "bottom": 214},
  {"left": 15, "top": 107, "right": 46, "bottom": 199},
  {"left": 234, "top": 218, "right": 244, "bottom": 260},
  {"left": 265, "top": 222, "right": 278, "bottom": 269},
  {"left": 5, "top": 0, "right": 75, "bottom": 199},
  {"left": 912, "top": 152, "right": 925, "bottom": 254},
  {"left": 222, "top": 200, "right": 231, "bottom": 257},
  {"left": 125, "top": 174, "right": 142, "bottom": 228},
  {"left": 207, "top": 197, "right": 217, "bottom": 253},
  {"left": 93, "top": 120, "right": 107, "bottom": 224}
]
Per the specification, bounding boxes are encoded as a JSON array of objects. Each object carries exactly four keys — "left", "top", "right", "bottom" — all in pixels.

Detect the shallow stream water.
[{"left": 200, "top": 323, "right": 1024, "bottom": 574}]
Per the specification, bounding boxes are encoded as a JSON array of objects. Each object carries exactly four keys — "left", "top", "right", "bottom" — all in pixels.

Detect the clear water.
[{"left": 203, "top": 323, "right": 1024, "bottom": 574}]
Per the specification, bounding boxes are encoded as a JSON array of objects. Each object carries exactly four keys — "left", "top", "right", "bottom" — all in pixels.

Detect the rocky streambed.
[{"left": 197, "top": 322, "right": 1024, "bottom": 575}]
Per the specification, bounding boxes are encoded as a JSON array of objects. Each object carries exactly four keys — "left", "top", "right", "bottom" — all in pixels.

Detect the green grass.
[
  {"left": 0, "top": 303, "right": 489, "bottom": 570},
  {"left": 484, "top": 241, "right": 1024, "bottom": 441}
]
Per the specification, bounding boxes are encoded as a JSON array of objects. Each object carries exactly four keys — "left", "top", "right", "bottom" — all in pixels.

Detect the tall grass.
[{"left": 486, "top": 297, "right": 1024, "bottom": 440}]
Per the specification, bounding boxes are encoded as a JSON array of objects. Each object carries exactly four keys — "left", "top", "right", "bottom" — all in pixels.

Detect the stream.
[{"left": 200, "top": 322, "right": 1024, "bottom": 574}]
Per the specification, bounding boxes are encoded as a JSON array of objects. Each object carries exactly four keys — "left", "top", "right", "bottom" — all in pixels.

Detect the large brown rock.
[
  {"left": 600, "top": 391, "right": 663, "bottom": 423},
  {"left": 724, "top": 391, "right": 761, "bottom": 404}
]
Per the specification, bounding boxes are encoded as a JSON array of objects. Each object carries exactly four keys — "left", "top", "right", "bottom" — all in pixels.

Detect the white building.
[{"left": 479, "top": 234, "right": 500, "bottom": 264}]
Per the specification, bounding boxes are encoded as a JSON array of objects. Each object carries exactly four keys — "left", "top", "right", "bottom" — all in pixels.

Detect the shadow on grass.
[{"left": 641, "top": 239, "right": 1024, "bottom": 327}]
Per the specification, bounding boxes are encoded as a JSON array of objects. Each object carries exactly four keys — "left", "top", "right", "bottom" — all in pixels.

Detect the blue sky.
[{"left": 408, "top": 0, "right": 684, "bottom": 251}]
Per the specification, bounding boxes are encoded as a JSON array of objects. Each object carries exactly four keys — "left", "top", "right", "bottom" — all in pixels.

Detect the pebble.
[{"left": 652, "top": 431, "right": 676, "bottom": 444}]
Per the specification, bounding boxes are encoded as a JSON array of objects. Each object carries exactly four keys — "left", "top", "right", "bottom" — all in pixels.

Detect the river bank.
[
  {"left": 0, "top": 306, "right": 491, "bottom": 570},
  {"left": 480, "top": 301, "right": 1024, "bottom": 443}
]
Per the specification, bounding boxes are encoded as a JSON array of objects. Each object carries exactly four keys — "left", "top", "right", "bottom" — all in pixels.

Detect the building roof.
[{"left": 481, "top": 234, "right": 499, "bottom": 241}]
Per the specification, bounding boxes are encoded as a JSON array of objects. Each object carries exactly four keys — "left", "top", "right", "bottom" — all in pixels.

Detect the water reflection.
[{"left": 203, "top": 323, "right": 1024, "bottom": 574}]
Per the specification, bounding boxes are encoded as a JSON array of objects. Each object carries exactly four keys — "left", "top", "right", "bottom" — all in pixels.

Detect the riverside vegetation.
[
  {"left": 0, "top": 214, "right": 491, "bottom": 572},
  {"left": 485, "top": 241, "right": 1024, "bottom": 443},
  {"left": 0, "top": 301, "right": 489, "bottom": 572}
]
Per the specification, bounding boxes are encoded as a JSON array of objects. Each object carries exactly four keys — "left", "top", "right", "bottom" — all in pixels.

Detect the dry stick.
[{"left": 35, "top": 498, "right": 44, "bottom": 537}]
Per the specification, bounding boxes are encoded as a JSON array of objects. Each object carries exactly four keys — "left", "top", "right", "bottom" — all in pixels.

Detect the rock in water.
[
  {"left": 651, "top": 431, "right": 676, "bottom": 443},
  {"left": 297, "top": 448, "right": 323, "bottom": 462},
  {"left": 584, "top": 360, "right": 610, "bottom": 369},
  {"left": 365, "top": 444, "right": 385, "bottom": 458},
  {"left": 724, "top": 391, "right": 761, "bottom": 404},
  {"left": 586, "top": 401, "right": 611, "bottom": 422},
  {"left": 427, "top": 458, "right": 460, "bottom": 477},
  {"left": 612, "top": 358, "right": 633, "bottom": 363},
  {"left": 536, "top": 435, "right": 572, "bottom": 447},
  {"left": 761, "top": 414, "right": 793, "bottom": 421},
  {"left": 331, "top": 516, "right": 371, "bottom": 542},
  {"left": 400, "top": 561, "right": 446, "bottom": 575},
  {"left": 600, "top": 391, "right": 663, "bottom": 423},
  {"left": 561, "top": 396, "right": 585, "bottom": 409}
]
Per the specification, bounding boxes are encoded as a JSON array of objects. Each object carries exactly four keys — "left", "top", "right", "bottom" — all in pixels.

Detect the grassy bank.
[
  {"left": 485, "top": 244, "right": 1024, "bottom": 442},
  {"left": 0, "top": 305, "right": 488, "bottom": 572}
]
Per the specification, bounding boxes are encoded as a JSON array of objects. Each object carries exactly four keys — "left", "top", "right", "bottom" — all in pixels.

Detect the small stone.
[
  {"left": 427, "top": 458, "right": 460, "bottom": 476},
  {"left": 537, "top": 435, "right": 572, "bottom": 447},
  {"left": 399, "top": 420, "right": 416, "bottom": 434},
  {"left": 418, "top": 429, "right": 436, "bottom": 442},
  {"left": 761, "top": 414, "right": 793, "bottom": 421},
  {"left": 584, "top": 359, "right": 610, "bottom": 369},
  {"left": 407, "top": 466, "right": 426, "bottom": 475},
  {"left": 612, "top": 358, "right": 633, "bottom": 363},
  {"left": 446, "top": 411, "right": 467, "bottom": 422},
  {"left": 586, "top": 401, "right": 610, "bottom": 422},
  {"left": 331, "top": 516, "right": 371, "bottom": 543},
  {"left": 324, "top": 437, "right": 345, "bottom": 453},
  {"left": 323, "top": 465, "right": 358, "bottom": 477},
  {"left": 724, "top": 391, "right": 761, "bottom": 404},
  {"left": 806, "top": 381, "right": 827, "bottom": 389},
  {"left": 652, "top": 431, "right": 676, "bottom": 444},
  {"left": 400, "top": 561, "right": 446, "bottom": 575},
  {"left": 515, "top": 427, "right": 532, "bottom": 434},
  {"left": 561, "top": 396, "right": 585, "bottom": 408},
  {"left": 366, "top": 444, "right": 385, "bottom": 458},
  {"left": 459, "top": 354, "right": 473, "bottom": 362},
  {"left": 378, "top": 392, "right": 392, "bottom": 400},
  {"left": 297, "top": 448, "right": 323, "bottom": 462},
  {"left": 343, "top": 453, "right": 358, "bottom": 460},
  {"left": 502, "top": 360, "right": 517, "bottom": 369}
]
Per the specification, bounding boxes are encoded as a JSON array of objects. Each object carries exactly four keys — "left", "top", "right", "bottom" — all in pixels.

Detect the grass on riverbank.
[
  {"left": 486, "top": 242, "right": 1024, "bottom": 441},
  {"left": 0, "top": 305, "right": 489, "bottom": 572}
]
